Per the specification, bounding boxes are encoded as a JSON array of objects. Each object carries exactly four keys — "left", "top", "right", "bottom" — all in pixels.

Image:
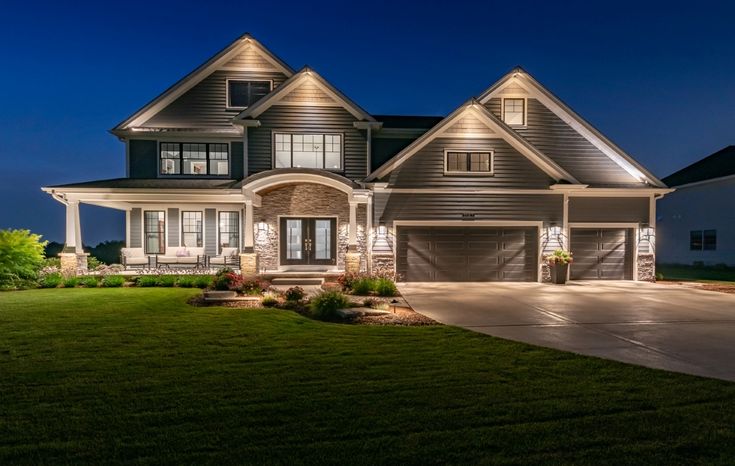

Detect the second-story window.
[
  {"left": 503, "top": 98, "right": 526, "bottom": 126},
  {"left": 274, "top": 133, "right": 342, "bottom": 170},
  {"left": 160, "top": 143, "right": 229, "bottom": 176},
  {"left": 445, "top": 151, "right": 493, "bottom": 175},
  {"left": 227, "top": 80, "right": 271, "bottom": 108}
]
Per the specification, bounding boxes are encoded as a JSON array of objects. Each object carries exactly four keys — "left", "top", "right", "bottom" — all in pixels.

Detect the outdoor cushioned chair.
[
  {"left": 208, "top": 247, "right": 240, "bottom": 268},
  {"left": 155, "top": 247, "right": 206, "bottom": 269},
  {"left": 120, "top": 248, "right": 151, "bottom": 269}
]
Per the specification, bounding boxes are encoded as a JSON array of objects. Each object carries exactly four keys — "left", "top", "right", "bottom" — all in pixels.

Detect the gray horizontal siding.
[
  {"left": 486, "top": 98, "right": 638, "bottom": 185},
  {"left": 204, "top": 209, "right": 217, "bottom": 255},
  {"left": 248, "top": 105, "right": 368, "bottom": 179},
  {"left": 231, "top": 141, "right": 244, "bottom": 180},
  {"left": 383, "top": 137, "right": 553, "bottom": 189},
  {"left": 142, "top": 70, "right": 288, "bottom": 128},
  {"left": 167, "top": 208, "right": 180, "bottom": 247},
  {"left": 569, "top": 197, "right": 649, "bottom": 223},
  {"left": 129, "top": 140, "right": 158, "bottom": 178},
  {"left": 375, "top": 192, "right": 563, "bottom": 224},
  {"left": 129, "top": 208, "right": 142, "bottom": 248}
]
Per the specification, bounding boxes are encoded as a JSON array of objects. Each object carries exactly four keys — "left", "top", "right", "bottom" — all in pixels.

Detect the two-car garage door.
[{"left": 396, "top": 226, "right": 538, "bottom": 282}]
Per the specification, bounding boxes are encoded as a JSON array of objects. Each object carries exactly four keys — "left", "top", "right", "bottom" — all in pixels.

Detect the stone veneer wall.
[
  {"left": 372, "top": 254, "right": 395, "bottom": 279},
  {"left": 637, "top": 253, "right": 655, "bottom": 282},
  {"left": 253, "top": 184, "right": 367, "bottom": 272}
]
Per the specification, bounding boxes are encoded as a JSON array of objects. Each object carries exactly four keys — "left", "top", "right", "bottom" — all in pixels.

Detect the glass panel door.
[
  {"left": 286, "top": 219, "right": 303, "bottom": 260},
  {"left": 314, "top": 220, "right": 331, "bottom": 260}
]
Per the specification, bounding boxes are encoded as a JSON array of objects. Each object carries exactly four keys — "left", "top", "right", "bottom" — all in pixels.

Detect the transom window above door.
[{"left": 274, "top": 133, "right": 342, "bottom": 170}]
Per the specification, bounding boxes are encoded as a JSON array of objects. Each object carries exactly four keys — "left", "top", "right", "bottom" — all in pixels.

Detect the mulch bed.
[
  {"left": 658, "top": 280, "right": 735, "bottom": 295},
  {"left": 351, "top": 306, "right": 439, "bottom": 326}
]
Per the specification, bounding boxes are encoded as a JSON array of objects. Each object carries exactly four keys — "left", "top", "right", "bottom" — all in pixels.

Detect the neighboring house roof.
[
  {"left": 45, "top": 178, "right": 240, "bottom": 190},
  {"left": 662, "top": 145, "right": 735, "bottom": 187},
  {"left": 373, "top": 115, "right": 444, "bottom": 129},
  {"left": 477, "top": 67, "right": 666, "bottom": 188},
  {"left": 112, "top": 33, "right": 294, "bottom": 133},
  {"left": 365, "top": 99, "right": 579, "bottom": 183},
  {"left": 232, "top": 67, "right": 375, "bottom": 123}
]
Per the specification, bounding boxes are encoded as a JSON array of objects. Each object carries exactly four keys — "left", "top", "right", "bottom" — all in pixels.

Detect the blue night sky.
[{"left": 1, "top": 0, "right": 734, "bottom": 245}]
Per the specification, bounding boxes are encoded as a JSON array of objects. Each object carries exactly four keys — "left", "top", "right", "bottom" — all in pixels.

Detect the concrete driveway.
[{"left": 399, "top": 281, "right": 735, "bottom": 382}]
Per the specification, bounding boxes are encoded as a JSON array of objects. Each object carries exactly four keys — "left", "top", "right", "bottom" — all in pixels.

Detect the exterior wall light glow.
[
  {"left": 377, "top": 224, "right": 387, "bottom": 237},
  {"left": 256, "top": 220, "right": 268, "bottom": 232}
]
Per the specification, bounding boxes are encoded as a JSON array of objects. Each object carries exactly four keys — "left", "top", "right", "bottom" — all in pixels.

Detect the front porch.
[{"left": 42, "top": 169, "right": 373, "bottom": 277}]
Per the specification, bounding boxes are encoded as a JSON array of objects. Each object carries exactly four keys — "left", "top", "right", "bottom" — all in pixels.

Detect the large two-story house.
[{"left": 43, "top": 34, "right": 671, "bottom": 281}]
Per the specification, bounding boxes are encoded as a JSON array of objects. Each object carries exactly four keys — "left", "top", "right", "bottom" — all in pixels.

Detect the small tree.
[{"left": 0, "top": 229, "right": 48, "bottom": 288}]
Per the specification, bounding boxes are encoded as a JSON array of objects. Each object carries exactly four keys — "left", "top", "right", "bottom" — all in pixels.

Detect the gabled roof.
[
  {"left": 477, "top": 67, "right": 666, "bottom": 188},
  {"left": 662, "top": 145, "right": 735, "bottom": 187},
  {"left": 232, "top": 67, "right": 375, "bottom": 122},
  {"left": 365, "top": 99, "right": 579, "bottom": 183},
  {"left": 112, "top": 33, "right": 294, "bottom": 133}
]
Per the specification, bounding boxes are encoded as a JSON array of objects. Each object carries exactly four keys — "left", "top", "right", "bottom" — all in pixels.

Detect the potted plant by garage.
[{"left": 545, "top": 249, "right": 573, "bottom": 284}]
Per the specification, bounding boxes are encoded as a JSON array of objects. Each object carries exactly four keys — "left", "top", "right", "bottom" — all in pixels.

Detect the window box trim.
[
  {"left": 225, "top": 79, "right": 273, "bottom": 110},
  {"left": 157, "top": 141, "right": 231, "bottom": 177},
  {"left": 501, "top": 97, "right": 527, "bottom": 127},
  {"left": 443, "top": 149, "right": 495, "bottom": 176},
  {"left": 271, "top": 131, "right": 345, "bottom": 173}
]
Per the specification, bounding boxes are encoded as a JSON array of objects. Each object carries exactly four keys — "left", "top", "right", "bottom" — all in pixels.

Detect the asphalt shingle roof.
[{"left": 662, "top": 146, "right": 735, "bottom": 187}]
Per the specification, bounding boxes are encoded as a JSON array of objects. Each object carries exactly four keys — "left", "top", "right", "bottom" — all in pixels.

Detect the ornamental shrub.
[
  {"left": 310, "top": 290, "right": 351, "bottom": 320},
  {"left": 62, "top": 277, "right": 80, "bottom": 288},
  {"left": 176, "top": 276, "right": 196, "bottom": 288},
  {"left": 375, "top": 277, "right": 397, "bottom": 297},
  {"left": 194, "top": 275, "right": 213, "bottom": 289},
  {"left": 351, "top": 277, "right": 376, "bottom": 296},
  {"left": 156, "top": 275, "right": 177, "bottom": 287},
  {"left": 136, "top": 275, "right": 157, "bottom": 287},
  {"left": 0, "top": 229, "right": 47, "bottom": 289},
  {"left": 80, "top": 276, "right": 99, "bottom": 288},
  {"left": 38, "top": 272, "right": 63, "bottom": 288},
  {"left": 101, "top": 275, "right": 125, "bottom": 288},
  {"left": 285, "top": 286, "right": 305, "bottom": 302},
  {"left": 261, "top": 293, "right": 279, "bottom": 307}
]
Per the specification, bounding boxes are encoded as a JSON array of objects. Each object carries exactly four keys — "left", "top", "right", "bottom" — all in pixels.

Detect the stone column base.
[
  {"left": 59, "top": 252, "right": 89, "bottom": 276},
  {"left": 239, "top": 253, "right": 259, "bottom": 277},
  {"left": 637, "top": 253, "right": 655, "bottom": 282},
  {"left": 345, "top": 252, "right": 361, "bottom": 274}
]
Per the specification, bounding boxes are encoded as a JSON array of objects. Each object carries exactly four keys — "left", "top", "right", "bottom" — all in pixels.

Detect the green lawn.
[
  {"left": 1, "top": 289, "right": 734, "bottom": 465},
  {"left": 658, "top": 264, "right": 735, "bottom": 283}
]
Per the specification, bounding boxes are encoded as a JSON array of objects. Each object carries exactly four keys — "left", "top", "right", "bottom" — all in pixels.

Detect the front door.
[{"left": 279, "top": 217, "right": 337, "bottom": 266}]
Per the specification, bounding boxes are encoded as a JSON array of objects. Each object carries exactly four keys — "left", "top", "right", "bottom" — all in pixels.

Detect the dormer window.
[
  {"left": 227, "top": 80, "right": 271, "bottom": 109},
  {"left": 502, "top": 98, "right": 526, "bottom": 126}
]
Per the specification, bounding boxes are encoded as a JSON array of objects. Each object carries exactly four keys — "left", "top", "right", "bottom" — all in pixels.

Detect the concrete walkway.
[{"left": 399, "top": 281, "right": 735, "bottom": 382}]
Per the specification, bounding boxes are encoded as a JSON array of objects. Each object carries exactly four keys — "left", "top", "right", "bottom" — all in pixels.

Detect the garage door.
[
  {"left": 570, "top": 228, "right": 633, "bottom": 280},
  {"left": 396, "top": 226, "right": 538, "bottom": 282}
]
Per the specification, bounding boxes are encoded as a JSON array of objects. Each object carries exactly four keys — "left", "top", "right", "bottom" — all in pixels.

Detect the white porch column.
[
  {"left": 244, "top": 200, "right": 255, "bottom": 251},
  {"left": 348, "top": 201, "right": 358, "bottom": 248},
  {"left": 64, "top": 200, "right": 79, "bottom": 252},
  {"left": 74, "top": 202, "right": 83, "bottom": 253}
]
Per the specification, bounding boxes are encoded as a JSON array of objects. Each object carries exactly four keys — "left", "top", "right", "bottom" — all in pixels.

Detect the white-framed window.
[
  {"left": 502, "top": 98, "right": 526, "bottom": 126},
  {"left": 227, "top": 80, "right": 272, "bottom": 108},
  {"left": 144, "top": 211, "right": 165, "bottom": 254},
  {"left": 444, "top": 150, "right": 494, "bottom": 175},
  {"left": 159, "top": 143, "right": 229, "bottom": 176},
  {"left": 218, "top": 211, "right": 240, "bottom": 253},
  {"left": 181, "top": 211, "right": 203, "bottom": 247},
  {"left": 274, "top": 133, "right": 342, "bottom": 170}
]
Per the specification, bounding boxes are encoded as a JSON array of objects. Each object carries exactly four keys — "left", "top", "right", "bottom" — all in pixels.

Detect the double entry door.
[{"left": 279, "top": 217, "right": 337, "bottom": 266}]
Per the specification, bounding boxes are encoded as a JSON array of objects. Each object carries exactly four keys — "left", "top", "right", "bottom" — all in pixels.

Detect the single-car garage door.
[
  {"left": 570, "top": 228, "right": 633, "bottom": 280},
  {"left": 396, "top": 226, "right": 538, "bottom": 282}
]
